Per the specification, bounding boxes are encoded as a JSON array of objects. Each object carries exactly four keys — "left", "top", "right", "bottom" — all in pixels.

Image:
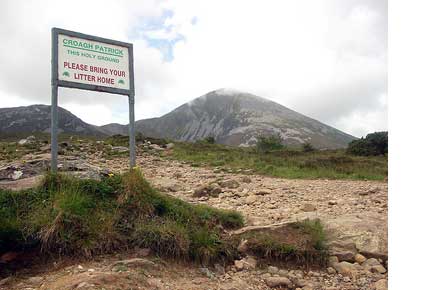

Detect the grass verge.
[
  {"left": 233, "top": 219, "right": 328, "bottom": 267},
  {"left": 0, "top": 170, "right": 243, "bottom": 264},
  {"left": 170, "top": 142, "right": 387, "bottom": 180},
  {"left": 1, "top": 170, "right": 328, "bottom": 273}
]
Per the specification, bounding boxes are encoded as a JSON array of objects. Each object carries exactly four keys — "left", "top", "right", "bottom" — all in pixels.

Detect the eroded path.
[{"left": 1, "top": 151, "right": 388, "bottom": 290}]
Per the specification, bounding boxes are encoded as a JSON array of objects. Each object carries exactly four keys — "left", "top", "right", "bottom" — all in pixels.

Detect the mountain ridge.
[{"left": 0, "top": 89, "right": 356, "bottom": 148}]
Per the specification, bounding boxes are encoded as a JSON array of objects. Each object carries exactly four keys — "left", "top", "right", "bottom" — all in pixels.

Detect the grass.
[
  {"left": 0, "top": 169, "right": 244, "bottom": 264},
  {"left": 234, "top": 219, "right": 328, "bottom": 267},
  {"left": 170, "top": 142, "right": 387, "bottom": 180},
  {"left": 0, "top": 169, "right": 329, "bottom": 273}
]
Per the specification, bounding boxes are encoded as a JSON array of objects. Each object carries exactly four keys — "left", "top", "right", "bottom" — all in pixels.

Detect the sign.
[
  {"left": 58, "top": 34, "right": 130, "bottom": 90},
  {"left": 51, "top": 28, "right": 136, "bottom": 172}
]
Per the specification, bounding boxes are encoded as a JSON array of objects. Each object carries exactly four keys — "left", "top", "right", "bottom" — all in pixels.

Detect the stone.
[
  {"left": 166, "top": 143, "right": 175, "bottom": 149},
  {"left": 374, "top": 279, "right": 388, "bottom": 290},
  {"left": 265, "top": 276, "right": 292, "bottom": 288},
  {"left": 0, "top": 277, "right": 12, "bottom": 286},
  {"left": 295, "top": 279, "right": 307, "bottom": 287},
  {"left": 154, "top": 178, "right": 182, "bottom": 192},
  {"left": 76, "top": 281, "right": 90, "bottom": 288},
  {"left": 27, "top": 276, "right": 44, "bottom": 285},
  {"left": 245, "top": 195, "right": 257, "bottom": 204},
  {"left": 146, "top": 278, "right": 163, "bottom": 289},
  {"left": 267, "top": 266, "right": 279, "bottom": 274},
  {"left": 371, "top": 264, "right": 387, "bottom": 274},
  {"left": 278, "top": 269, "right": 289, "bottom": 277},
  {"left": 39, "top": 144, "right": 51, "bottom": 152},
  {"left": 214, "top": 263, "right": 226, "bottom": 275},
  {"left": 18, "top": 136, "right": 36, "bottom": 145},
  {"left": 241, "top": 176, "right": 252, "bottom": 183},
  {"left": 328, "top": 242, "right": 357, "bottom": 262},
  {"left": 219, "top": 179, "right": 240, "bottom": 189},
  {"left": 11, "top": 170, "right": 23, "bottom": 180},
  {"left": 149, "top": 144, "right": 164, "bottom": 151},
  {"left": 325, "top": 213, "right": 388, "bottom": 261},
  {"left": 355, "top": 253, "right": 367, "bottom": 264},
  {"left": 112, "top": 146, "right": 129, "bottom": 153},
  {"left": 328, "top": 256, "right": 339, "bottom": 266},
  {"left": 234, "top": 260, "right": 245, "bottom": 271},
  {"left": 193, "top": 184, "right": 222, "bottom": 197},
  {"left": 243, "top": 256, "right": 257, "bottom": 269},
  {"left": 234, "top": 257, "right": 256, "bottom": 271},
  {"left": 301, "top": 203, "right": 316, "bottom": 212},
  {"left": 362, "top": 258, "right": 381, "bottom": 267},
  {"left": 333, "top": 261, "right": 357, "bottom": 277},
  {"left": 200, "top": 267, "right": 215, "bottom": 279},
  {"left": 237, "top": 239, "right": 248, "bottom": 253},
  {"left": 255, "top": 190, "right": 271, "bottom": 195},
  {"left": 328, "top": 200, "right": 338, "bottom": 205},
  {"left": 112, "top": 258, "right": 156, "bottom": 270},
  {"left": 327, "top": 267, "right": 336, "bottom": 274}
]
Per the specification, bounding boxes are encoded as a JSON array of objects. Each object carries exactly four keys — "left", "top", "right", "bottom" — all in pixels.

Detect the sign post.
[{"left": 51, "top": 27, "right": 135, "bottom": 172}]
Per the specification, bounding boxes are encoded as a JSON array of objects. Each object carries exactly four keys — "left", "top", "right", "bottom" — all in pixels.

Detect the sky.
[{"left": 0, "top": 0, "right": 387, "bottom": 138}]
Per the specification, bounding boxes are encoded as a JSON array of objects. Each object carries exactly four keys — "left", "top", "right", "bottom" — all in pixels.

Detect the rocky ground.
[{"left": 0, "top": 139, "right": 388, "bottom": 290}]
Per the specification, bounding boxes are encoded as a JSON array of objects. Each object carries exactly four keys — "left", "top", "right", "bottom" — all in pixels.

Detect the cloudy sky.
[{"left": 0, "top": 0, "right": 387, "bottom": 138}]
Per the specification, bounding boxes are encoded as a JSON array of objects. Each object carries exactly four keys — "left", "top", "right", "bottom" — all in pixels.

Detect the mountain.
[
  {"left": 0, "top": 104, "right": 105, "bottom": 137},
  {"left": 99, "top": 123, "right": 128, "bottom": 136},
  {"left": 128, "top": 89, "right": 355, "bottom": 149},
  {"left": 0, "top": 90, "right": 356, "bottom": 148}
]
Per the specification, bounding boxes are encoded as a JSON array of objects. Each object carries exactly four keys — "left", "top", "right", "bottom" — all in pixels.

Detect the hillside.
[
  {"left": 119, "top": 89, "right": 356, "bottom": 149},
  {"left": 0, "top": 90, "right": 355, "bottom": 149},
  {"left": 0, "top": 104, "right": 105, "bottom": 137}
]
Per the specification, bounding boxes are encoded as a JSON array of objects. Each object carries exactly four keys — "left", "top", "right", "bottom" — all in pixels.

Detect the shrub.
[
  {"left": 197, "top": 136, "right": 216, "bottom": 144},
  {"left": 302, "top": 142, "right": 315, "bottom": 152},
  {"left": 347, "top": 131, "right": 388, "bottom": 156},
  {"left": 256, "top": 134, "right": 284, "bottom": 153}
]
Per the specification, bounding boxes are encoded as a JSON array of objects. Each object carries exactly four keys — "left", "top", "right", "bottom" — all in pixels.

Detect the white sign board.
[{"left": 58, "top": 34, "right": 130, "bottom": 90}]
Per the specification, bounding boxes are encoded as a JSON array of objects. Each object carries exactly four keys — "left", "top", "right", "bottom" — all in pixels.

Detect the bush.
[
  {"left": 347, "top": 131, "right": 388, "bottom": 156},
  {"left": 256, "top": 134, "right": 284, "bottom": 153},
  {"left": 196, "top": 136, "right": 216, "bottom": 144},
  {"left": 302, "top": 142, "right": 315, "bottom": 152}
]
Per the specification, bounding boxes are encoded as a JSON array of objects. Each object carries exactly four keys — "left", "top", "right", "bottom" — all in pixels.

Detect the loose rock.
[{"left": 265, "top": 276, "right": 292, "bottom": 288}]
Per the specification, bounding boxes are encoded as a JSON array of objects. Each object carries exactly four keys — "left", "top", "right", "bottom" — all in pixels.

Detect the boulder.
[
  {"left": 374, "top": 279, "right": 388, "bottom": 290},
  {"left": 370, "top": 264, "right": 387, "bottom": 274},
  {"left": 154, "top": 177, "right": 182, "bottom": 192},
  {"left": 11, "top": 170, "right": 23, "bottom": 180},
  {"left": 112, "top": 146, "right": 129, "bottom": 153},
  {"left": 237, "top": 239, "right": 249, "bottom": 253},
  {"left": 267, "top": 266, "right": 279, "bottom": 274},
  {"left": 18, "top": 135, "right": 36, "bottom": 145},
  {"left": 234, "top": 256, "right": 257, "bottom": 271},
  {"left": 265, "top": 277, "right": 292, "bottom": 288},
  {"left": 328, "top": 241, "right": 357, "bottom": 262},
  {"left": 245, "top": 195, "right": 257, "bottom": 204},
  {"left": 332, "top": 261, "right": 357, "bottom": 277},
  {"left": 355, "top": 253, "right": 367, "bottom": 264},
  {"left": 325, "top": 213, "right": 388, "bottom": 261},
  {"left": 219, "top": 179, "right": 240, "bottom": 189},
  {"left": 255, "top": 190, "right": 271, "bottom": 196},
  {"left": 301, "top": 203, "right": 316, "bottom": 212},
  {"left": 362, "top": 258, "right": 381, "bottom": 267},
  {"left": 193, "top": 184, "right": 222, "bottom": 197}
]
